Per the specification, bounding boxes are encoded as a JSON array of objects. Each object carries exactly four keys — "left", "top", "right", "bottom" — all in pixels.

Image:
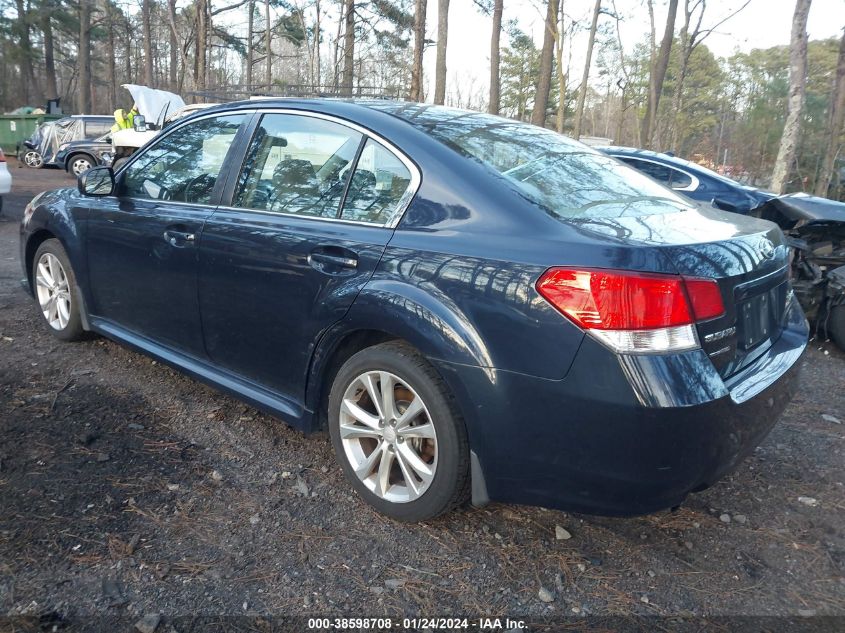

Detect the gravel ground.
[{"left": 1, "top": 163, "right": 844, "bottom": 631}]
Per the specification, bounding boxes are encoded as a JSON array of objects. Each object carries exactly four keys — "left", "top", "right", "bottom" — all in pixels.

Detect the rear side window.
[
  {"left": 668, "top": 168, "right": 693, "bottom": 189},
  {"left": 622, "top": 158, "right": 671, "bottom": 185},
  {"left": 341, "top": 139, "right": 412, "bottom": 224},
  {"left": 85, "top": 120, "right": 112, "bottom": 138},
  {"left": 233, "top": 113, "right": 362, "bottom": 217}
]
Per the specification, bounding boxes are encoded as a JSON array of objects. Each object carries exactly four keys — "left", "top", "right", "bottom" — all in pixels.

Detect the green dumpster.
[{"left": 0, "top": 114, "right": 63, "bottom": 155}]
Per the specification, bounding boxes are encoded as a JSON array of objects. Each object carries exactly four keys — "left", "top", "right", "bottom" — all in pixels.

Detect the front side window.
[
  {"left": 341, "top": 139, "right": 412, "bottom": 224},
  {"left": 122, "top": 114, "right": 245, "bottom": 204},
  {"left": 234, "top": 113, "right": 362, "bottom": 217}
]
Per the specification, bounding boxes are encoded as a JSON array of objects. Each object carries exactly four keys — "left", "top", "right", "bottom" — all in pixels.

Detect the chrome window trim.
[
  {"left": 615, "top": 155, "right": 700, "bottom": 192},
  {"left": 121, "top": 107, "right": 421, "bottom": 229}
]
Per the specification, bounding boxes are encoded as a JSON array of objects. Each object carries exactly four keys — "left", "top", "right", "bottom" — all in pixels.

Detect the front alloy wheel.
[
  {"left": 32, "top": 239, "right": 85, "bottom": 341},
  {"left": 24, "top": 150, "right": 43, "bottom": 168},
  {"left": 329, "top": 342, "right": 470, "bottom": 522},
  {"left": 36, "top": 253, "right": 72, "bottom": 330}
]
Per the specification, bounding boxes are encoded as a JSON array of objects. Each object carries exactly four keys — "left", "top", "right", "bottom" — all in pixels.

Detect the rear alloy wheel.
[
  {"left": 23, "top": 150, "right": 43, "bottom": 168},
  {"left": 69, "top": 155, "right": 94, "bottom": 176},
  {"left": 32, "top": 239, "right": 85, "bottom": 341},
  {"left": 328, "top": 342, "right": 469, "bottom": 522}
]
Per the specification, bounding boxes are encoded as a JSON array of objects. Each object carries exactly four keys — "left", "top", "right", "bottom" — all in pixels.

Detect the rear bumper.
[{"left": 436, "top": 295, "right": 808, "bottom": 516}]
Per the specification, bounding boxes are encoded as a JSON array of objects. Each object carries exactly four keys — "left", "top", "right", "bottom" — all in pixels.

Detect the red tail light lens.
[
  {"left": 683, "top": 278, "right": 725, "bottom": 321},
  {"left": 536, "top": 268, "right": 724, "bottom": 330}
]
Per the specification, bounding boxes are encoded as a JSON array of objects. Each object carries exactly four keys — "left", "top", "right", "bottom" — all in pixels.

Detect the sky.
[{"left": 423, "top": 0, "right": 845, "bottom": 101}]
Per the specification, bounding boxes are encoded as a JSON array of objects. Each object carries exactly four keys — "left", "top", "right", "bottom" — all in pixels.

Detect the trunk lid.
[{"left": 571, "top": 206, "right": 792, "bottom": 376}]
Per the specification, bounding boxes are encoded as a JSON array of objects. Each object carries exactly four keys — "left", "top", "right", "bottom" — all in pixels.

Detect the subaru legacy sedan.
[{"left": 20, "top": 100, "right": 807, "bottom": 522}]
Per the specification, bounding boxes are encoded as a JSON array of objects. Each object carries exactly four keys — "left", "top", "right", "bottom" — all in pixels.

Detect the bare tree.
[
  {"left": 573, "top": 0, "right": 601, "bottom": 139},
  {"left": 771, "top": 0, "right": 812, "bottom": 193},
  {"left": 554, "top": 0, "right": 566, "bottom": 131},
  {"left": 341, "top": 0, "right": 355, "bottom": 94},
  {"left": 78, "top": 0, "right": 92, "bottom": 113},
  {"left": 143, "top": 0, "right": 154, "bottom": 86},
  {"left": 265, "top": 0, "right": 273, "bottom": 91},
  {"left": 815, "top": 27, "right": 845, "bottom": 196},
  {"left": 41, "top": 1, "right": 58, "bottom": 101},
  {"left": 14, "top": 0, "right": 40, "bottom": 104},
  {"left": 434, "top": 0, "right": 449, "bottom": 104},
  {"left": 639, "top": 0, "right": 678, "bottom": 148},
  {"left": 168, "top": 0, "right": 179, "bottom": 92},
  {"left": 489, "top": 0, "right": 503, "bottom": 114},
  {"left": 409, "top": 0, "right": 426, "bottom": 101},
  {"left": 531, "top": 0, "right": 558, "bottom": 126}
]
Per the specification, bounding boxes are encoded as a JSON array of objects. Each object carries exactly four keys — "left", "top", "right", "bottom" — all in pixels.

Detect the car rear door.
[
  {"left": 85, "top": 113, "right": 248, "bottom": 357},
  {"left": 197, "top": 111, "right": 418, "bottom": 402}
]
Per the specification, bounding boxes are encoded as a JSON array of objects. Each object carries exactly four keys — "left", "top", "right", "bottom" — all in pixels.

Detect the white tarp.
[{"left": 122, "top": 84, "right": 186, "bottom": 127}]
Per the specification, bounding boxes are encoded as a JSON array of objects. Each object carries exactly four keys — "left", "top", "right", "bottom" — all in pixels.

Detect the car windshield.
[{"left": 387, "top": 106, "right": 693, "bottom": 219}]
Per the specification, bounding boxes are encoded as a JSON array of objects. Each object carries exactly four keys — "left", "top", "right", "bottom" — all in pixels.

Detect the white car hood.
[{"left": 122, "top": 84, "right": 186, "bottom": 127}]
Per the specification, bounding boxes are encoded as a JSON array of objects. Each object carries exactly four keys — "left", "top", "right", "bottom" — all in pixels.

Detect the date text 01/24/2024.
[{"left": 307, "top": 618, "right": 527, "bottom": 630}]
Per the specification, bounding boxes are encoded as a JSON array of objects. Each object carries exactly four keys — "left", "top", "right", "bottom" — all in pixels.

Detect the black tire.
[
  {"left": 827, "top": 304, "right": 845, "bottom": 352},
  {"left": 328, "top": 341, "right": 470, "bottom": 522},
  {"left": 31, "top": 239, "right": 86, "bottom": 341},
  {"left": 67, "top": 153, "right": 95, "bottom": 176}
]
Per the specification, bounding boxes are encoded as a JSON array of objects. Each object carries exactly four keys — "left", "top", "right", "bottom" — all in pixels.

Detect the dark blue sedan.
[
  {"left": 20, "top": 101, "right": 807, "bottom": 521},
  {"left": 600, "top": 146, "right": 775, "bottom": 214}
]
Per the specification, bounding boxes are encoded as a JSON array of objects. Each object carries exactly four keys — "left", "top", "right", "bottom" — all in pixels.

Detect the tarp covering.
[
  {"left": 122, "top": 84, "right": 186, "bottom": 128},
  {"left": 23, "top": 117, "right": 82, "bottom": 165}
]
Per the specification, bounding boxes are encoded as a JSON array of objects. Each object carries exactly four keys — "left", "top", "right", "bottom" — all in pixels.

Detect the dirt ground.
[{"left": 1, "top": 161, "right": 844, "bottom": 631}]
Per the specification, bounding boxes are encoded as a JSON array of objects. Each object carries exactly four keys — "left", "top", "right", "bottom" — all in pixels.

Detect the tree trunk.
[
  {"left": 77, "top": 0, "right": 92, "bottom": 113},
  {"left": 341, "top": 0, "right": 355, "bottom": 94},
  {"left": 531, "top": 0, "right": 558, "bottom": 127},
  {"left": 142, "top": 0, "right": 154, "bottom": 86},
  {"left": 42, "top": 2, "right": 58, "bottom": 101},
  {"left": 555, "top": 1, "right": 565, "bottom": 132},
  {"left": 434, "top": 0, "right": 449, "bottom": 104},
  {"left": 639, "top": 0, "right": 678, "bottom": 148},
  {"left": 409, "top": 0, "right": 427, "bottom": 101},
  {"left": 106, "top": 3, "right": 117, "bottom": 110},
  {"left": 314, "top": 0, "right": 321, "bottom": 88},
  {"left": 489, "top": 0, "right": 503, "bottom": 114},
  {"left": 814, "top": 27, "right": 845, "bottom": 196},
  {"left": 771, "top": 0, "right": 812, "bottom": 193},
  {"left": 669, "top": 0, "right": 693, "bottom": 153},
  {"left": 168, "top": 0, "right": 178, "bottom": 92},
  {"left": 573, "top": 0, "right": 600, "bottom": 139},
  {"left": 14, "top": 0, "right": 40, "bottom": 105},
  {"left": 195, "top": 0, "right": 208, "bottom": 94}
]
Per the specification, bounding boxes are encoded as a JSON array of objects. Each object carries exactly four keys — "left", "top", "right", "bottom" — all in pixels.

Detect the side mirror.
[
  {"left": 133, "top": 114, "right": 147, "bottom": 132},
  {"left": 78, "top": 166, "right": 115, "bottom": 197},
  {"left": 712, "top": 197, "right": 740, "bottom": 213}
]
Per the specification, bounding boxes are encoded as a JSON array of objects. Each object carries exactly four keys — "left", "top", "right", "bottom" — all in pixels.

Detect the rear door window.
[
  {"left": 233, "top": 113, "right": 362, "bottom": 217},
  {"left": 668, "top": 168, "right": 693, "bottom": 189}
]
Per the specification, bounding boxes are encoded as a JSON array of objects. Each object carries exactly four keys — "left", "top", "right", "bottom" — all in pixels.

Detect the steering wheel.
[{"left": 185, "top": 173, "right": 216, "bottom": 203}]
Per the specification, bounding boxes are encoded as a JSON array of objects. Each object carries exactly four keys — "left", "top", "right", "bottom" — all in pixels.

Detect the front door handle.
[{"left": 163, "top": 229, "right": 196, "bottom": 247}]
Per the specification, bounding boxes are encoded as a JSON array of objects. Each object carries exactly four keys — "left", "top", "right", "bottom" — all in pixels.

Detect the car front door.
[
  {"left": 85, "top": 113, "right": 248, "bottom": 356},
  {"left": 198, "top": 111, "right": 417, "bottom": 402}
]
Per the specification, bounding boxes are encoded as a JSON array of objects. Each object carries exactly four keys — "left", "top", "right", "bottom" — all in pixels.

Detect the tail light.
[
  {"left": 0, "top": 149, "right": 6, "bottom": 162},
  {"left": 536, "top": 268, "right": 725, "bottom": 353}
]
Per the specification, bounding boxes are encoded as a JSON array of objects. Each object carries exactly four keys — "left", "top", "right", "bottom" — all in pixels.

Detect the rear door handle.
[
  {"left": 309, "top": 252, "right": 357, "bottom": 268},
  {"left": 308, "top": 247, "right": 359, "bottom": 273},
  {"left": 163, "top": 229, "right": 196, "bottom": 247}
]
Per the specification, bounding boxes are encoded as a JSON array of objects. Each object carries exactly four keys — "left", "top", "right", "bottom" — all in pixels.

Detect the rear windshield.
[{"left": 392, "top": 106, "right": 693, "bottom": 219}]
